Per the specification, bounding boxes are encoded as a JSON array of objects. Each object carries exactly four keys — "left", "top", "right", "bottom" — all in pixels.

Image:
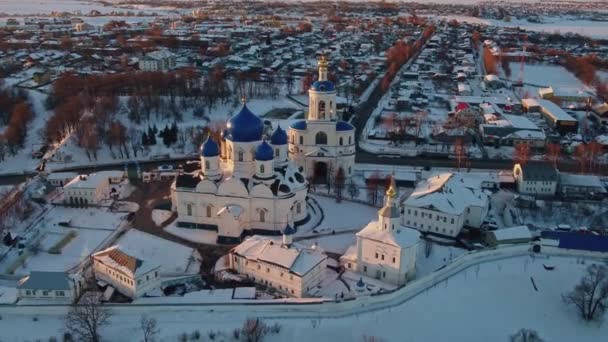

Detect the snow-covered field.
[
  {"left": 435, "top": 15, "right": 608, "bottom": 39},
  {"left": 0, "top": 253, "right": 605, "bottom": 342},
  {"left": 505, "top": 62, "right": 585, "bottom": 89}
]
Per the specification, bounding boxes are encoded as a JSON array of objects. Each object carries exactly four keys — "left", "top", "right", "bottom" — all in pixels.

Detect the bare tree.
[
  {"left": 510, "top": 328, "right": 544, "bottom": 342},
  {"left": 65, "top": 292, "right": 112, "bottom": 342},
  {"left": 562, "top": 263, "right": 608, "bottom": 321},
  {"left": 140, "top": 315, "right": 159, "bottom": 342},
  {"left": 241, "top": 318, "right": 267, "bottom": 342}
]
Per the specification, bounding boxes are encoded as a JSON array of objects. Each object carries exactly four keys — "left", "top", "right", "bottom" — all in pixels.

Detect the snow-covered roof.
[
  {"left": 64, "top": 171, "right": 123, "bottom": 189},
  {"left": 404, "top": 173, "right": 489, "bottom": 215},
  {"left": 92, "top": 246, "right": 159, "bottom": 278},
  {"left": 357, "top": 223, "right": 420, "bottom": 249},
  {"left": 559, "top": 173, "right": 606, "bottom": 191},
  {"left": 232, "top": 236, "right": 327, "bottom": 277},
  {"left": 18, "top": 271, "right": 72, "bottom": 291},
  {"left": 46, "top": 172, "right": 78, "bottom": 180},
  {"left": 491, "top": 226, "right": 532, "bottom": 241}
]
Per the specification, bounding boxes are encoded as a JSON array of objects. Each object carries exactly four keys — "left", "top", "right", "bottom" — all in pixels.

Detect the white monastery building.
[
  {"left": 341, "top": 178, "right": 420, "bottom": 286},
  {"left": 91, "top": 246, "right": 161, "bottom": 299},
  {"left": 288, "top": 56, "right": 356, "bottom": 183},
  {"left": 171, "top": 100, "right": 308, "bottom": 244},
  {"left": 229, "top": 226, "right": 328, "bottom": 298},
  {"left": 63, "top": 170, "right": 124, "bottom": 206},
  {"left": 401, "top": 173, "right": 490, "bottom": 238}
]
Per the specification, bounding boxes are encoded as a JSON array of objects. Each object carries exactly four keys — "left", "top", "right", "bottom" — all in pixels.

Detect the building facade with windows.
[
  {"left": 288, "top": 56, "right": 356, "bottom": 183},
  {"left": 171, "top": 100, "right": 309, "bottom": 244},
  {"left": 229, "top": 228, "right": 328, "bottom": 298},
  {"left": 138, "top": 50, "right": 176, "bottom": 71},
  {"left": 345, "top": 178, "right": 420, "bottom": 286},
  {"left": 17, "top": 271, "right": 80, "bottom": 302},
  {"left": 63, "top": 170, "right": 124, "bottom": 206},
  {"left": 400, "top": 173, "right": 490, "bottom": 238},
  {"left": 513, "top": 162, "right": 558, "bottom": 197},
  {"left": 91, "top": 246, "right": 161, "bottom": 299}
]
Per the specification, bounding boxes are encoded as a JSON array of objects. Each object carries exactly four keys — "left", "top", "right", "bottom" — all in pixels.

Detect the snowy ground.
[
  {"left": 0, "top": 206, "right": 128, "bottom": 276},
  {"left": 0, "top": 253, "right": 605, "bottom": 342}
]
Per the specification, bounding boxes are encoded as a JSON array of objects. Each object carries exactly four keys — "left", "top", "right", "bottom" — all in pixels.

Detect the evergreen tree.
[{"left": 142, "top": 132, "right": 149, "bottom": 146}]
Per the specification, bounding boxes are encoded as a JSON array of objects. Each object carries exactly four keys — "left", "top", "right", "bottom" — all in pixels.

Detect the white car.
[{"left": 158, "top": 165, "right": 173, "bottom": 171}]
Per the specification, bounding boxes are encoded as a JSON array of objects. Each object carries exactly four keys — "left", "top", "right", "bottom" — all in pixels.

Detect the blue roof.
[
  {"left": 310, "top": 80, "right": 335, "bottom": 92},
  {"left": 270, "top": 125, "right": 287, "bottom": 145},
  {"left": 290, "top": 120, "right": 307, "bottom": 131},
  {"left": 200, "top": 137, "right": 220, "bottom": 157},
  {"left": 255, "top": 140, "right": 274, "bottom": 161},
  {"left": 283, "top": 224, "right": 296, "bottom": 235},
  {"left": 558, "top": 234, "right": 608, "bottom": 253},
  {"left": 336, "top": 121, "right": 354, "bottom": 131},
  {"left": 226, "top": 103, "right": 263, "bottom": 142}
]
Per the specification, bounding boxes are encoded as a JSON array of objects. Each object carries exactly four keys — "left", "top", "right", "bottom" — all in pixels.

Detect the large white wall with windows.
[
  {"left": 288, "top": 56, "right": 356, "bottom": 183},
  {"left": 92, "top": 246, "right": 161, "bottom": 299},
  {"left": 229, "top": 232, "right": 328, "bottom": 298},
  {"left": 171, "top": 100, "right": 309, "bottom": 244},
  {"left": 400, "top": 173, "right": 490, "bottom": 238}
]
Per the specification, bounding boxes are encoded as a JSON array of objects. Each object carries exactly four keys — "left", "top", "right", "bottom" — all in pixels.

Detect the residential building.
[
  {"left": 46, "top": 172, "right": 78, "bottom": 187},
  {"left": 229, "top": 228, "right": 328, "bottom": 298},
  {"left": 17, "top": 271, "right": 79, "bottom": 302},
  {"left": 344, "top": 178, "right": 420, "bottom": 286},
  {"left": 513, "top": 162, "right": 558, "bottom": 197},
  {"left": 522, "top": 99, "right": 578, "bottom": 135},
  {"left": 401, "top": 173, "right": 490, "bottom": 238},
  {"left": 138, "top": 50, "right": 176, "bottom": 71},
  {"left": 480, "top": 114, "right": 546, "bottom": 148},
  {"left": 91, "top": 246, "right": 161, "bottom": 299}
]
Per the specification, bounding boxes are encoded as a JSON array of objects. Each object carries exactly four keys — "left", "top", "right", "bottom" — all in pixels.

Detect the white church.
[
  {"left": 171, "top": 56, "right": 353, "bottom": 243},
  {"left": 341, "top": 177, "right": 420, "bottom": 286}
]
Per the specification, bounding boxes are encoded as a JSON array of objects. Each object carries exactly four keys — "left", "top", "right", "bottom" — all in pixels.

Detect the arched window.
[
  {"left": 315, "top": 131, "right": 327, "bottom": 145},
  {"left": 238, "top": 150, "right": 244, "bottom": 162},
  {"left": 296, "top": 202, "right": 301, "bottom": 214},
  {"left": 348, "top": 166, "right": 351, "bottom": 175},
  {"left": 349, "top": 136, "right": 352, "bottom": 144},
  {"left": 259, "top": 209, "right": 266, "bottom": 222},
  {"left": 275, "top": 148, "right": 279, "bottom": 157},
  {"left": 206, "top": 205, "right": 212, "bottom": 218},
  {"left": 330, "top": 101, "right": 333, "bottom": 113},
  {"left": 318, "top": 101, "right": 326, "bottom": 119},
  {"left": 186, "top": 203, "right": 192, "bottom": 216},
  {"left": 204, "top": 160, "right": 210, "bottom": 170},
  {"left": 299, "top": 136, "right": 303, "bottom": 144},
  {"left": 339, "top": 137, "right": 343, "bottom": 146},
  {"left": 260, "top": 164, "right": 265, "bottom": 174}
]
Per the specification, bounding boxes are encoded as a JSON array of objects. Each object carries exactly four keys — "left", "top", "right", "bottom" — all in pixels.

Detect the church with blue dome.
[
  {"left": 171, "top": 99, "right": 309, "bottom": 244},
  {"left": 288, "top": 55, "right": 356, "bottom": 183}
]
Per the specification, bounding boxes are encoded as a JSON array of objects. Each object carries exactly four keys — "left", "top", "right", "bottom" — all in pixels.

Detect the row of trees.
[{"left": 0, "top": 83, "right": 34, "bottom": 157}]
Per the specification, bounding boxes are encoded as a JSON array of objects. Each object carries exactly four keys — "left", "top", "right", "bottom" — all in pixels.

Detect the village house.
[
  {"left": 91, "top": 246, "right": 161, "bottom": 299},
  {"left": 17, "top": 271, "right": 80, "bottom": 302}
]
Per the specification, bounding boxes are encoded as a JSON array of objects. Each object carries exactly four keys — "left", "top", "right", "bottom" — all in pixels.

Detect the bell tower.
[{"left": 308, "top": 55, "right": 337, "bottom": 122}]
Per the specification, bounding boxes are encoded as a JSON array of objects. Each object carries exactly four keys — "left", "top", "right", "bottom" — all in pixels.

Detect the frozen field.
[
  {"left": 505, "top": 63, "right": 585, "bottom": 88},
  {"left": 0, "top": 253, "right": 605, "bottom": 341},
  {"left": 435, "top": 15, "right": 608, "bottom": 39}
]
